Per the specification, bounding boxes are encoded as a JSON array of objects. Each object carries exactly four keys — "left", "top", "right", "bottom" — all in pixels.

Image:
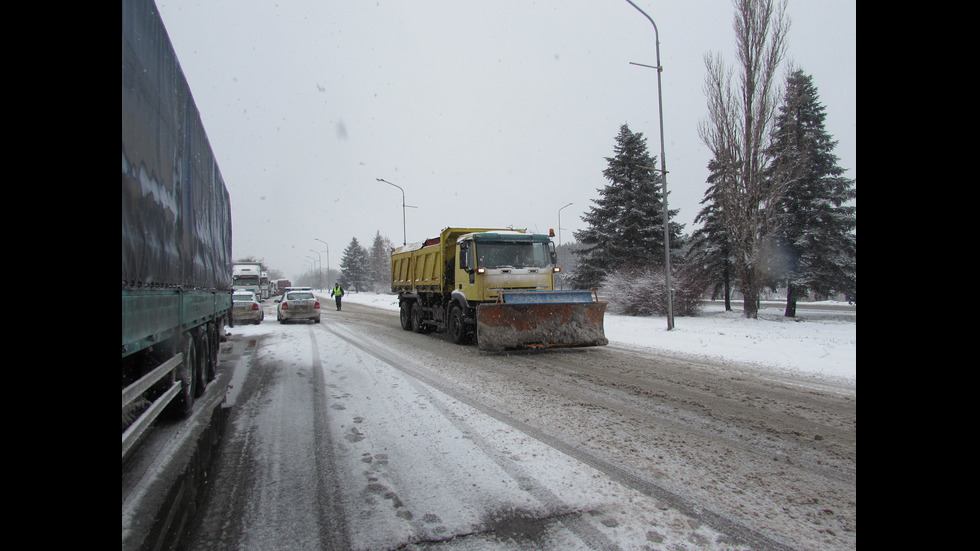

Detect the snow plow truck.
[{"left": 391, "top": 227, "right": 608, "bottom": 351}]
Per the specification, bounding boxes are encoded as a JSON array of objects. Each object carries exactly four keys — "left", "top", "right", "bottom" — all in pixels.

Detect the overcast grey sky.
[{"left": 155, "top": 0, "right": 856, "bottom": 281}]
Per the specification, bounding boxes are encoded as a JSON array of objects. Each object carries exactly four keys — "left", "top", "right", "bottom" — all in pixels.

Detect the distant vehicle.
[
  {"left": 275, "top": 279, "right": 292, "bottom": 295},
  {"left": 259, "top": 272, "right": 271, "bottom": 300},
  {"left": 277, "top": 290, "right": 321, "bottom": 324},
  {"left": 231, "top": 291, "right": 264, "bottom": 325},
  {"left": 233, "top": 263, "right": 263, "bottom": 297}
]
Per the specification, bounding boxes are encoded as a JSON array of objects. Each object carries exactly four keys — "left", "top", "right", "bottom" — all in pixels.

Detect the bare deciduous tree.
[{"left": 698, "top": 0, "right": 789, "bottom": 318}]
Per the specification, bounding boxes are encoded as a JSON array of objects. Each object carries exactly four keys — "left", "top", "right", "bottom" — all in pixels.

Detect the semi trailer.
[{"left": 122, "top": 0, "right": 232, "bottom": 457}]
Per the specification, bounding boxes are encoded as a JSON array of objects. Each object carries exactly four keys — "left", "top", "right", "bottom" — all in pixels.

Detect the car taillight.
[
  {"left": 314, "top": 301, "right": 320, "bottom": 309},
  {"left": 252, "top": 303, "right": 259, "bottom": 310},
  {"left": 282, "top": 302, "right": 288, "bottom": 309}
]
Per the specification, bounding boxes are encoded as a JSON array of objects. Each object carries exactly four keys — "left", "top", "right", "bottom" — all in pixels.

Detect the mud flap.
[{"left": 476, "top": 301, "right": 608, "bottom": 352}]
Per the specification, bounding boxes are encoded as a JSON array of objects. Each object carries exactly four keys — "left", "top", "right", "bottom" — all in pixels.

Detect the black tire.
[
  {"left": 399, "top": 301, "right": 413, "bottom": 331},
  {"left": 206, "top": 323, "right": 219, "bottom": 381},
  {"left": 194, "top": 329, "right": 209, "bottom": 398},
  {"left": 448, "top": 304, "right": 471, "bottom": 344},
  {"left": 168, "top": 334, "right": 197, "bottom": 418}
]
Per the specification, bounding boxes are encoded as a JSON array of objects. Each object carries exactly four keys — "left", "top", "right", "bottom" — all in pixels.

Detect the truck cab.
[
  {"left": 454, "top": 231, "right": 558, "bottom": 303},
  {"left": 232, "top": 264, "right": 262, "bottom": 298}
]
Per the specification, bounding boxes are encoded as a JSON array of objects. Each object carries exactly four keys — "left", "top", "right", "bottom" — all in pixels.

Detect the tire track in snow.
[{"left": 320, "top": 322, "right": 796, "bottom": 551}]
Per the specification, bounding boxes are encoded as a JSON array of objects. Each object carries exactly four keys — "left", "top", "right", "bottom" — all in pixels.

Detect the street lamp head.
[{"left": 376, "top": 177, "right": 408, "bottom": 246}]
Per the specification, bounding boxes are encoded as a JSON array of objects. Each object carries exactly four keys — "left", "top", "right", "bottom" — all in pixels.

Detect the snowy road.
[{"left": 179, "top": 300, "right": 854, "bottom": 550}]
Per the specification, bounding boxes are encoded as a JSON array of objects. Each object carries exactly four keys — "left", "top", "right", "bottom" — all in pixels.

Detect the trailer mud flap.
[{"left": 476, "top": 302, "right": 608, "bottom": 352}]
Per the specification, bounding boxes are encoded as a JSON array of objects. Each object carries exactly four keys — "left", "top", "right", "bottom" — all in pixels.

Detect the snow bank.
[{"left": 337, "top": 292, "right": 856, "bottom": 384}]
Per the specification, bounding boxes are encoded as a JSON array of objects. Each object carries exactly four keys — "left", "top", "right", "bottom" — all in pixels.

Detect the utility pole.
[
  {"left": 625, "top": 0, "right": 674, "bottom": 330},
  {"left": 376, "top": 178, "right": 417, "bottom": 246}
]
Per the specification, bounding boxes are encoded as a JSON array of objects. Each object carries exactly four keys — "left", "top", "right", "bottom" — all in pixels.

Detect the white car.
[
  {"left": 231, "top": 291, "right": 264, "bottom": 325},
  {"left": 277, "top": 290, "right": 321, "bottom": 324}
]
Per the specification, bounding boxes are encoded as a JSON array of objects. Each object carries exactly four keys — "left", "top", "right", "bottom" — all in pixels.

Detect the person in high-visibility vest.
[{"left": 329, "top": 282, "right": 345, "bottom": 311}]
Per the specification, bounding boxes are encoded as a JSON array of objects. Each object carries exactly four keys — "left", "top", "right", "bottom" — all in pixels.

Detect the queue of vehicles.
[
  {"left": 229, "top": 285, "right": 322, "bottom": 326},
  {"left": 123, "top": 0, "right": 601, "bottom": 462}
]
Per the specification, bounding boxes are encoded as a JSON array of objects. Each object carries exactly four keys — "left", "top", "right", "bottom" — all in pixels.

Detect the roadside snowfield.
[{"left": 336, "top": 292, "right": 856, "bottom": 386}]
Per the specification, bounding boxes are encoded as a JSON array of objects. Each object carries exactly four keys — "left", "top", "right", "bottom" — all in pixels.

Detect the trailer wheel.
[
  {"left": 195, "top": 329, "right": 210, "bottom": 397},
  {"left": 168, "top": 334, "right": 198, "bottom": 418},
  {"left": 448, "top": 304, "right": 472, "bottom": 344}
]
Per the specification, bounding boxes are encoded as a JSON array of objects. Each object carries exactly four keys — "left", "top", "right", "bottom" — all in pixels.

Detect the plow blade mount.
[{"left": 476, "top": 298, "right": 608, "bottom": 352}]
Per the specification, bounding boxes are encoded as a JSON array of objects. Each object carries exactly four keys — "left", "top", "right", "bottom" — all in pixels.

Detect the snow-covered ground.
[
  {"left": 200, "top": 292, "right": 856, "bottom": 549},
  {"left": 337, "top": 292, "right": 856, "bottom": 385}
]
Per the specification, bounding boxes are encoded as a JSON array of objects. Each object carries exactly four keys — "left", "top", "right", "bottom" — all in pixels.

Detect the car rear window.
[{"left": 288, "top": 292, "right": 314, "bottom": 300}]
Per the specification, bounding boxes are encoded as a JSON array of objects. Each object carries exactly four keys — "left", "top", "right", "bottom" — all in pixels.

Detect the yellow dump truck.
[{"left": 391, "top": 227, "right": 608, "bottom": 351}]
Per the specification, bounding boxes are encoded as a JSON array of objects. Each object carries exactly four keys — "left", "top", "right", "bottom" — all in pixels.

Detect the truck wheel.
[
  {"left": 207, "top": 322, "right": 220, "bottom": 380},
  {"left": 169, "top": 334, "right": 197, "bottom": 418},
  {"left": 194, "top": 329, "right": 209, "bottom": 397},
  {"left": 449, "top": 305, "right": 471, "bottom": 344},
  {"left": 411, "top": 302, "right": 426, "bottom": 333},
  {"left": 399, "top": 301, "right": 413, "bottom": 331}
]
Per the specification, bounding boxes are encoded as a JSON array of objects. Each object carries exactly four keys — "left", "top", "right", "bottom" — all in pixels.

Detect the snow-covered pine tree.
[
  {"left": 767, "top": 69, "right": 856, "bottom": 315},
  {"left": 689, "top": 157, "right": 736, "bottom": 310},
  {"left": 368, "top": 231, "right": 394, "bottom": 292},
  {"left": 572, "top": 123, "right": 682, "bottom": 289},
  {"left": 339, "top": 237, "right": 370, "bottom": 292}
]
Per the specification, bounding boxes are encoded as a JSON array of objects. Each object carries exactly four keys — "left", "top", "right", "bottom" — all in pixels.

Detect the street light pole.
[
  {"left": 376, "top": 178, "right": 413, "bottom": 246},
  {"left": 309, "top": 250, "right": 321, "bottom": 290},
  {"left": 624, "top": 0, "right": 674, "bottom": 330},
  {"left": 315, "top": 238, "right": 330, "bottom": 283},
  {"left": 557, "top": 202, "right": 573, "bottom": 290},
  {"left": 306, "top": 255, "right": 319, "bottom": 289},
  {"left": 557, "top": 202, "right": 573, "bottom": 249}
]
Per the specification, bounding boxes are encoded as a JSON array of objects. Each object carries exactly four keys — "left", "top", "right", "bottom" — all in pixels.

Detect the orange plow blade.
[{"left": 476, "top": 301, "right": 608, "bottom": 352}]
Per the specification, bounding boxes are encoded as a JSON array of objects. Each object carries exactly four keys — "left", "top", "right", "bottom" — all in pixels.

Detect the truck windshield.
[
  {"left": 233, "top": 275, "right": 259, "bottom": 285},
  {"left": 476, "top": 242, "right": 552, "bottom": 269}
]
